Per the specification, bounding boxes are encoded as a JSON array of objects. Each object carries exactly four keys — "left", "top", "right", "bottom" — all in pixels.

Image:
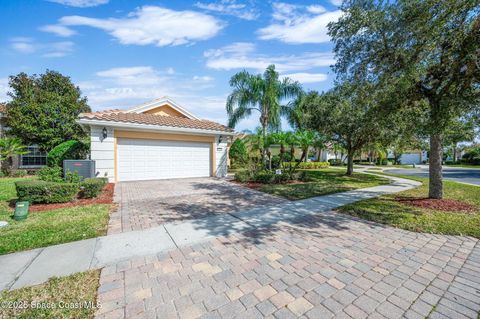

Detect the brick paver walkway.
[
  {"left": 95, "top": 210, "right": 480, "bottom": 319},
  {"left": 108, "top": 178, "right": 286, "bottom": 234}
]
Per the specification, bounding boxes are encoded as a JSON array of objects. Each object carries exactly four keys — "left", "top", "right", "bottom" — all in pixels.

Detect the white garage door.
[
  {"left": 117, "top": 138, "right": 211, "bottom": 181},
  {"left": 399, "top": 153, "right": 421, "bottom": 165}
]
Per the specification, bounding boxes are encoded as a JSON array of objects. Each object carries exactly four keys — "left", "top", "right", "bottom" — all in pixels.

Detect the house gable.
[
  {"left": 142, "top": 104, "right": 188, "bottom": 118},
  {"left": 126, "top": 96, "right": 199, "bottom": 120}
]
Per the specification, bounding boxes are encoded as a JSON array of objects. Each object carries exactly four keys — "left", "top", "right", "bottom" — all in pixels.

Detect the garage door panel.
[{"left": 117, "top": 138, "right": 211, "bottom": 181}]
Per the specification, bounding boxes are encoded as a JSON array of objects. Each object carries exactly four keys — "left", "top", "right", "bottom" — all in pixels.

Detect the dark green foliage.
[
  {"left": 462, "top": 147, "right": 480, "bottom": 165},
  {"left": 6, "top": 70, "right": 91, "bottom": 150},
  {"left": 12, "top": 170, "right": 27, "bottom": 177},
  {"left": 229, "top": 139, "right": 248, "bottom": 167},
  {"left": 65, "top": 171, "right": 83, "bottom": 184},
  {"left": 253, "top": 170, "right": 276, "bottom": 184},
  {"left": 234, "top": 170, "right": 252, "bottom": 183},
  {"left": 38, "top": 166, "right": 63, "bottom": 183},
  {"left": 15, "top": 180, "right": 78, "bottom": 203},
  {"left": 328, "top": 159, "right": 343, "bottom": 166},
  {"left": 80, "top": 178, "right": 107, "bottom": 199},
  {"left": 47, "top": 140, "right": 89, "bottom": 167},
  {"left": 286, "top": 162, "right": 330, "bottom": 169}
]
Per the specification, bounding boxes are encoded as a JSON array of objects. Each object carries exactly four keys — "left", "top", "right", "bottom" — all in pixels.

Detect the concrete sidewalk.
[{"left": 0, "top": 175, "right": 421, "bottom": 291}]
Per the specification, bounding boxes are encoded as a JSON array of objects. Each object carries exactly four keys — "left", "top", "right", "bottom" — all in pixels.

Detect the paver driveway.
[
  {"left": 108, "top": 178, "right": 287, "bottom": 234},
  {"left": 95, "top": 208, "right": 480, "bottom": 319}
]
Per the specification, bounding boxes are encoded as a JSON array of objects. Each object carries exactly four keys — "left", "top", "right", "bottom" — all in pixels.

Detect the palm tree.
[
  {"left": 0, "top": 137, "right": 28, "bottom": 174},
  {"left": 295, "top": 130, "right": 317, "bottom": 163},
  {"left": 226, "top": 65, "right": 302, "bottom": 163}
]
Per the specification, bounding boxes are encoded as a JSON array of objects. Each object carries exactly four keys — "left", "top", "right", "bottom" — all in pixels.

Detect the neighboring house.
[
  {"left": 0, "top": 103, "right": 47, "bottom": 171},
  {"left": 77, "top": 97, "right": 235, "bottom": 182},
  {"left": 387, "top": 150, "right": 428, "bottom": 165}
]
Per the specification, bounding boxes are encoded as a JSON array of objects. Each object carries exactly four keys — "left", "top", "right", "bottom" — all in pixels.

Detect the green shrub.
[
  {"left": 253, "top": 170, "right": 275, "bottom": 184},
  {"left": 38, "top": 166, "right": 63, "bottom": 182},
  {"left": 15, "top": 180, "right": 79, "bottom": 203},
  {"left": 285, "top": 162, "right": 330, "bottom": 169},
  {"left": 328, "top": 159, "right": 343, "bottom": 166},
  {"left": 274, "top": 172, "right": 290, "bottom": 183},
  {"left": 462, "top": 147, "right": 480, "bottom": 165},
  {"left": 65, "top": 171, "right": 83, "bottom": 184},
  {"left": 80, "top": 178, "right": 107, "bottom": 198},
  {"left": 47, "top": 140, "right": 89, "bottom": 167},
  {"left": 229, "top": 139, "right": 248, "bottom": 167},
  {"left": 12, "top": 169, "right": 27, "bottom": 177},
  {"left": 234, "top": 170, "right": 251, "bottom": 183}
]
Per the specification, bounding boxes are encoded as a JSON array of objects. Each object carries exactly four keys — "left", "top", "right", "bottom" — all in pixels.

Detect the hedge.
[
  {"left": 15, "top": 180, "right": 79, "bottom": 204},
  {"left": 80, "top": 178, "right": 107, "bottom": 199},
  {"left": 285, "top": 162, "right": 330, "bottom": 169},
  {"left": 47, "top": 140, "right": 89, "bottom": 167}
]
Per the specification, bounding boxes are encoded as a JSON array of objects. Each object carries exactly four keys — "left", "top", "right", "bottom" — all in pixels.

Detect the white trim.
[
  {"left": 77, "top": 119, "right": 235, "bottom": 136},
  {"left": 125, "top": 96, "right": 200, "bottom": 120}
]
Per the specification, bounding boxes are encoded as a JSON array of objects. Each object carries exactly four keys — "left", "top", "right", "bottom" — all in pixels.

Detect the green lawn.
[
  {"left": 0, "top": 177, "right": 111, "bottom": 255},
  {"left": 258, "top": 168, "right": 389, "bottom": 200},
  {"left": 0, "top": 270, "right": 100, "bottom": 319},
  {"left": 337, "top": 174, "right": 480, "bottom": 238}
]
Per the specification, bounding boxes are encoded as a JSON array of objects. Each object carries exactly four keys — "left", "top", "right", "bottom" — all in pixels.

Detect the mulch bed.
[
  {"left": 28, "top": 183, "right": 115, "bottom": 212},
  {"left": 395, "top": 196, "right": 477, "bottom": 213}
]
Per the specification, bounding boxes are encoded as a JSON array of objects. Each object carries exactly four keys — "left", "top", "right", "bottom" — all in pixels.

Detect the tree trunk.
[
  {"left": 429, "top": 133, "right": 443, "bottom": 199},
  {"left": 452, "top": 144, "right": 457, "bottom": 163},
  {"left": 260, "top": 116, "right": 268, "bottom": 169},
  {"left": 346, "top": 150, "right": 354, "bottom": 176}
]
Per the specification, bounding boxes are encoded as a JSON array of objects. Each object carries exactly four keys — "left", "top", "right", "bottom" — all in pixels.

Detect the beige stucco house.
[{"left": 77, "top": 97, "right": 234, "bottom": 182}]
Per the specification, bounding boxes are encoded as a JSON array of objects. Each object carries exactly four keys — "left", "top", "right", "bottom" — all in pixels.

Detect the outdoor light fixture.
[
  {"left": 102, "top": 127, "right": 108, "bottom": 139},
  {"left": 218, "top": 135, "right": 223, "bottom": 143}
]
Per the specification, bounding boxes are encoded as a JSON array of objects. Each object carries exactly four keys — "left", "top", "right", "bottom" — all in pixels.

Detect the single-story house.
[
  {"left": 387, "top": 150, "right": 428, "bottom": 165},
  {"left": 77, "top": 97, "right": 235, "bottom": 182}
]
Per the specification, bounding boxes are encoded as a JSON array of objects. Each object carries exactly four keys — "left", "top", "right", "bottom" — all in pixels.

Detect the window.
[{"left": 20, "top": 145, "right": 47, "bottom": 167}]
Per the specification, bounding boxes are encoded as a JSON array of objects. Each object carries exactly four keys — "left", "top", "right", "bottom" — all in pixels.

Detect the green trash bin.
[{"left": 14, "top": 201, "right": 29, "bottom": 221}]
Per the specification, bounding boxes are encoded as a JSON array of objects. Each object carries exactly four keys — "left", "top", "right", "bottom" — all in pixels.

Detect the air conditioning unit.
[{"left": 63, "top": 160, "right": 96, "bottom": 179}]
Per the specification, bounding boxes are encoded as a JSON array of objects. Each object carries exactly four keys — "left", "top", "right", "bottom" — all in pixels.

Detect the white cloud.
[
  {"left": 57, "top": 5, "right": 223, "bottom": 47},
  {"left": 43, "top": 41, "right": 74, "bottom": 57},
  {"left": 9, "top": 38, "right": 73, "bottom": 57},
  {"left": 281, "top": 72, "right": 328, "bottom": 83},
  {"left": 10, "top": 38, "right": 36, "bottom": 54},
  {"left": 40, "top": 24, "right": 76, "bottom": 37},
  {"left": 84, "top": 66, "right": 218, "bottom": 111},
  {"left": 257, "top": 2, "right": 341, "bottom": 44},
  {"left": 0, "top": 78, "right": 9, "bottom": 102},
  {"left": 330, "top": 0, "right": 343, "bottom": 6},
  {"left": 47, "top": 0, "right": 109, "bottom": 7},
  {"left": 204, "top": 42, "right": 335, "bottom": 73},
  {"left": 193, "top": 75, "right": 214, "bottom": 82},
  {"left": 194, "top": 0, "right": 258, "bottom": 20}
]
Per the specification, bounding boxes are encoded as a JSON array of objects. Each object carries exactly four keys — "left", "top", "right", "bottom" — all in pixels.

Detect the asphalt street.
[{"left": 385, "top": 166, "right": 480, "bottom": 186}]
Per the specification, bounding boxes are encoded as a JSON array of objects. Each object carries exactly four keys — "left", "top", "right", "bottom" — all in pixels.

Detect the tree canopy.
[
  {"left": 329, "top": 0, "right": 480, "bottom": 198},
  {"left": 300, "top": 82, "right": 388, "bottom": 175},
  {"left": 6, "top": 70, "right": 91, "bottom": 151}
]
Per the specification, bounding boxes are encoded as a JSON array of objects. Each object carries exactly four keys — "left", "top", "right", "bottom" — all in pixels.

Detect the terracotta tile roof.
[
  {"left": 79, "top": 111, "right": 233, "bottom": 133},
  {"left": 0, "top": 103, "right": 6, "bottom": 113}
]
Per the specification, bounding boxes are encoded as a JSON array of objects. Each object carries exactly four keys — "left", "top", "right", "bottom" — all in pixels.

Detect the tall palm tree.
[{"left": 226, "top": 65, "right": 302, "bottom": 162}]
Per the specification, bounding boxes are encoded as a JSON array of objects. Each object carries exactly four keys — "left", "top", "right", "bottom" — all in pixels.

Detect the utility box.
[{"left": 64, "top": 160, "right": 96, "bottom": 180}]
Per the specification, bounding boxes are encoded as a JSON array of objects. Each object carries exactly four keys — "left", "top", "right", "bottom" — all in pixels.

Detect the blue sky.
[{"left": 1, "top": 0, "right": 341, "bottom": 131}]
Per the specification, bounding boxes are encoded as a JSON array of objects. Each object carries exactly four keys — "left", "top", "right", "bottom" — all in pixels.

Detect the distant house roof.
[{"left": 0, "top": 103, "right": 6, "bottom": 113}]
